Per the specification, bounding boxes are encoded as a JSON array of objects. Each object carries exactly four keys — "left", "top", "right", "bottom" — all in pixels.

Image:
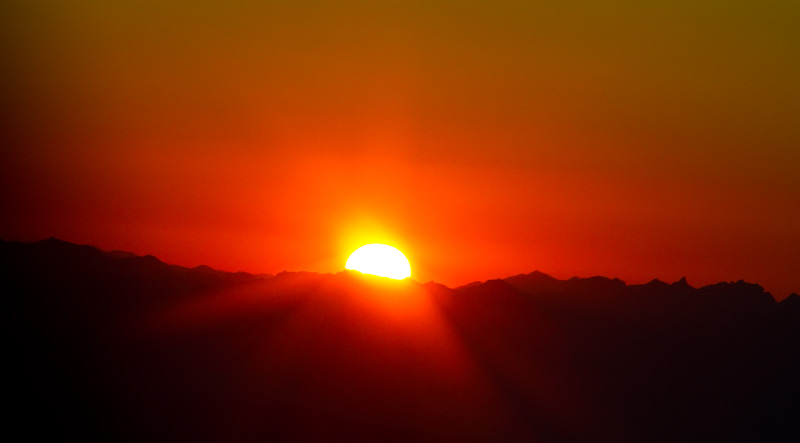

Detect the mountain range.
[{"left": 4, "top": 238, "right": 798, "bottom": 442}]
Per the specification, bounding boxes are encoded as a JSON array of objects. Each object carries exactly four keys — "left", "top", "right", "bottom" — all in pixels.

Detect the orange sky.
[{"left": 1, "top": 1, "right": 798, "bottom": 298}]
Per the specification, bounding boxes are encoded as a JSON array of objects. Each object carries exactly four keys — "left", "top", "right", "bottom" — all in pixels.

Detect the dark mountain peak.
[
  {"left": 456, "top": 271, "right": 562, "bottom": 294},
  {"left": 276, "top": 270, "right": 320, "bottom": 278},
  {"left": 140, "top": 254, "right": 163, "bottom": 264},
  {"left": 456, "top": 278, "right": 521, "bottom": 298},
  {"left": 700, "top": 279, "right": 766, "bottom": 294},
  {"left": 171, "top": 263, "right": 266, "bottom": 283},
  {"left": 40, "top": 236, "right": 80, "bottom": 246},
  {"left": 503, "top": 270, "right": 565, "bottom": 295},
  {"left": 481, "top": 278, "right": 516, "bottom": 291},
  {"left": 422, "top": 281, "right": 451, "bottom": 292},
  {"left": 697, "top": 279, "right": 776, "bottom": 307},
  {"left": 34, "top": 236, "right": 103, "bottom": 256},
  {"left": 781, "top": 293, "right": 800, "bottom": 307},
  {"left": 269, "top": 270, "right": 328, "bottom": 290},
  {"left": 645, "top": 278, "right": 669, "bottom": 287},
  {"left": 672, "top": 276, "right": 693, "bottom": 289},
  {"left": 113, "top": 253, "right": 171, "bottom": 275},
  {"left": 454, "top": 280, "right": 483, "bottom": 290},
  {"left": 529, "top": 270, "right": 556, "bottom": 279},
  {"left": 628, "top": 277, "right": 693, "bottom": 301},
  {"left": 507, "top": 270, "right": 559, "bottom": 282},
  {"left": 2, "top": 238, "right": 268, "bottom": 300}
]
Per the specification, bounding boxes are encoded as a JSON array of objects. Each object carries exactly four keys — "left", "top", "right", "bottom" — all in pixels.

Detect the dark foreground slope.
[{"left": 4, "top": 239, "right": 799, "bottom": 442}]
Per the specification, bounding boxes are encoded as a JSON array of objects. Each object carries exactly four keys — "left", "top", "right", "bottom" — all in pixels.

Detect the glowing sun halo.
[{"left": 345, "top": 244, "right": 411, "bottom": 280}]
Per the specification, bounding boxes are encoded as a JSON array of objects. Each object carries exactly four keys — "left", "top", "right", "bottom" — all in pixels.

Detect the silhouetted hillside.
[{"left": 4, "top": 239, "right": 798, "bottom": 442}]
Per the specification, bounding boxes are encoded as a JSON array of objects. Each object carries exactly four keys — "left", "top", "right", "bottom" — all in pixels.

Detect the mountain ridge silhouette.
[{"left": 3, "top": 238, "right": 798, "bottom": 442}]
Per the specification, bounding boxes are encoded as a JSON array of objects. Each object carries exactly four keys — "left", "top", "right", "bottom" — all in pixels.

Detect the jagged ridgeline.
[{"left": 4, "top": 239, "right": 799, "bottom": 442}]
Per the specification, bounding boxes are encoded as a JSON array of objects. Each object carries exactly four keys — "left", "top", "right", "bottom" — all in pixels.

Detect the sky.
[{"left": 1, "top": 1, "right": 798, "bottom": 298}]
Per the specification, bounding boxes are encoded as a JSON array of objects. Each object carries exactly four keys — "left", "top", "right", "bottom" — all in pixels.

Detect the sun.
[{"left": 345, "top": 244, "right": 411, "bottom": 280}]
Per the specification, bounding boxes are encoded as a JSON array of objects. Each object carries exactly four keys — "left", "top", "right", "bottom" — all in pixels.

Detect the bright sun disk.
[{"left": 345, "top": 244, "right": 411, "bottom": 280}]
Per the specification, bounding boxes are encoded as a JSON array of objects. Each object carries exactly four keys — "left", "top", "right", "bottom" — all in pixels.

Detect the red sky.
[{"left": 2, "top": 1, "right": 798, "bottom": 299}]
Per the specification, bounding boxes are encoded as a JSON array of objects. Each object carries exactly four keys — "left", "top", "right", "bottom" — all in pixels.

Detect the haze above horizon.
[{"left": 1, "top": 1, "right": 798, "bottom": 299}]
